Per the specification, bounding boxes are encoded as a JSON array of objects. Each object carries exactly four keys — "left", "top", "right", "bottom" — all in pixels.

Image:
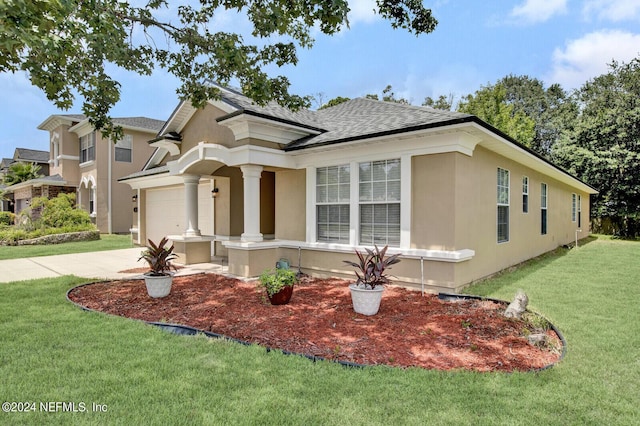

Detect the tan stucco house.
[
  {"left": 22, "top": 114, "right": 165, "bottom": 233},
  {"left": 121, "top": 86, "right": 597, "bottom": 293}
]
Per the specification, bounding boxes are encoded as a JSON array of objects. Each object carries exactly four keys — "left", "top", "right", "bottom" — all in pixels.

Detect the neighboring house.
[
  {"left": 121, "top": 85, "right": 597, "bottom": 292},
  {"left": 10, "top": 114, "right": 167, "bottom": 233},
  {"left": 0, "top": 148, "right": 52, "bottom": 213}
]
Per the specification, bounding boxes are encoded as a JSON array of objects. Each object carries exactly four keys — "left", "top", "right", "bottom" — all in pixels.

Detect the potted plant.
[
  {"left": 259, "top": 267, "right": 298, "bottom": 305},
  {"left": 138, "top": 237, "right": 178, "bottom": 298},
  {"left": 343, "top": 245, "right": 401, "bottom": 315}
]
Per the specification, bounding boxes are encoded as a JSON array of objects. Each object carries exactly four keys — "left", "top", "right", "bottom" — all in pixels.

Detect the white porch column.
[
  {"left": 240, "top": 164, "right": 263, "bottom": 242},
  {"left": 183, "top": 174, "right": 201, "bottom": 237}
]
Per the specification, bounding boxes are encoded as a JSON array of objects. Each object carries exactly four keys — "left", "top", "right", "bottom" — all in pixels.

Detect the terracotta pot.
[
  {"left": 268, "top": 285, "right": 293, "bottom": 305},
  {"left": 349, "top": 283, "right": 384, "bottom": 315},
  {"left": 143, "top": 273, "right": 173, "bottom": 298}
]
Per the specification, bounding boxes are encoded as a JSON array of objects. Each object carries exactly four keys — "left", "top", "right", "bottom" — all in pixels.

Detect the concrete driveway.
[{"left": 0, "top": 248, "right": 226, "bottom": 283}]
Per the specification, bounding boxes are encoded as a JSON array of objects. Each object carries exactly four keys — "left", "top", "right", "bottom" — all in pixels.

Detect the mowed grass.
[
  {"left": 0, "top": 234, "right": 133, "bottom": 260},
  {"left": 0, "top": 237, "right": 638, "bottom": 425}
]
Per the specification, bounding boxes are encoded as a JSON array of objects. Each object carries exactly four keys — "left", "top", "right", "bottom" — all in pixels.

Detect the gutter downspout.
[{"left": 108, "top": 135, "right": 112, "bottom": 234}]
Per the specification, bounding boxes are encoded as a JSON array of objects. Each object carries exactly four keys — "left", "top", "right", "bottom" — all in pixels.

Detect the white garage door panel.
[
  {"left": 146, "top": 183, "right": 214, "bottom": 252},
  {"left": 146, "top": 186, "right": 183, "bottom": 244}
]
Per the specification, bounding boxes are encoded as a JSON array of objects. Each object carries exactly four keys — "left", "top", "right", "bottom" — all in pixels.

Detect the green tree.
[
  {"left": 0, "top": 0, "right": 437, "bottom": 139},
  {"left": 458, "top": 83, "right": 536, "bottom": 147},
  {"left": 553, "top": 59, "right": 640, "bottom": 238},
  {"left": 499, "top": 75, "right": 577, "bottom": 156},
  {"left": 366, "top": 85, "right": 410, "bottom": 104},
  {"left": 422, "top": 93, "right": 454, "bottom": 110},
  {"left": 319, "top": 96, "right": 351, "bottom": 109},
  {"left": 1, "top": 162, "right": 43, "bottom": 186},
  {"left": 31, "top": 193, "right": 93, "bottom": 228}
]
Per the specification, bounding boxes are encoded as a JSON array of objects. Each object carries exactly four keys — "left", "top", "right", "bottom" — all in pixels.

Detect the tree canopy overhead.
[{"left": 0, "top": 0, "right": 437, "bottom": 138}]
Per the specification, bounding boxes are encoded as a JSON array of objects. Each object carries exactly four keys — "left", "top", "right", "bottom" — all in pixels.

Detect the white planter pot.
[
  {"left": 349, "top": 283, "right": 384, "bottom": 316},
  {"left": 143, "top": 274, "right": 173, "bottom": 298}
]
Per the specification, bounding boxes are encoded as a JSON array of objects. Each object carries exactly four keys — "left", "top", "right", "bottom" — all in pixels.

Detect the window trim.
[
  {"left": 541, "top": 182, "right": 548, "bottom": 235},
  {"left": 497, "top": 168, "right": 510, "bottom": 244},
  {"left": 358, "top": 158, "right": 401, "bottom": 247},
  {"left": 114, "top": 134, "right": 133, "bottom": 163},
  {"left": 315, "top": 164, "right": 351, "bottom": 244},
  {"left": 79, "top": 132, "right": 96, "bottom": 165},
  {"left": 307, "top": 156, "right": 409, "bottom": 249},
  {"left": 522, "top": 176, "right": 529, "bottom": 214},
  {"left": 578, "top": 194, "right": 582, "bottom": 228}
]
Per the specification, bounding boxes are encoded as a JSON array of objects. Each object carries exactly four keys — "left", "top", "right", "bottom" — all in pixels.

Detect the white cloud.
[
  {"left": 546, "top": 30, "right": 640, "bottom": 88},
  {"left": 347, "top": 0, "right": 378, "bottom": 25},
  {"left": 583, "top": 0, "right": 640, "bottom": 22},
  {"left": 510, "top": 0, "right": 567, "bottom": 24}
]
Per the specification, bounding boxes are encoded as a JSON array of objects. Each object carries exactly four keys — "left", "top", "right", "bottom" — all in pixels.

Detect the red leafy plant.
[
  {"left": 138, "top": 237, "right": 178, "bottom": 276},
  {"left": 343, "top": 245, "right": 401, "bottom": 289}
]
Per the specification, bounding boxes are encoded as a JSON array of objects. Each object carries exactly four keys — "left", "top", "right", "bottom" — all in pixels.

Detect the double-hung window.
[
  {"left": 572, "top": 193, "right": 577, "bottom": 222},
  {"left": 522, "top": 176, "right": 529, "bottom": 213},
  {"left": 578, "top": 195, "right": 582, "bottom": 228},
  {"left": 316, "top": 165, "right": 350, "bottom": 243},
  {"left": 80, "top": 133, "right": 95, "bottom": 163},
  {"left": 497, "top": 168, "right": 510, "bottom": 243},
  {"left": 541, "top": 183, "right": 548, "bottom": 235},
  {"left": 359, "top": 159, "right": 401, "bottom": 246},
  {"left": 115, "top": 135, "right": 133, "bottom": 163}
]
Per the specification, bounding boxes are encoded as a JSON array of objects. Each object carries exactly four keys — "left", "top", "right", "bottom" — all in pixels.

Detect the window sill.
[{"left": 79, "top": 160, "right": 95, "bottom": 168}]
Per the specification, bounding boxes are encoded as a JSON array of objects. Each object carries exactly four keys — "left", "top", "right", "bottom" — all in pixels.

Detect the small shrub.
[{"left": 0, "top": 211, "right": 14, "bottom": 226}]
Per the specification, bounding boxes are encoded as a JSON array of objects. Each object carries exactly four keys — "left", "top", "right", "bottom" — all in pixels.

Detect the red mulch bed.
[{"left": 67, "top": 274, "right": 562, "bottom": 372}]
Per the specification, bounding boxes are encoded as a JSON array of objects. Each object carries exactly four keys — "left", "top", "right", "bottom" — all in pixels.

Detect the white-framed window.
[
  {"left": 115, "top": 134, "right": 133, "bottom": 163},
  {"left": 572, "top": 193, "right": 577, "bottom": 222},
  {"left": 497, "top": 168, "right": 510, "bottom": 243},
  {"left": 541, "top": 183, "right": 548, "bottom": 235},
  {"left": 359, "top": 159, "right": 401, "bottom": 246},
  {"left": 79, "top": 133, "right": 95, "bottom": 164},
  {"left": 522, "top": 176, "right": 529, "bottom": 213},
  {"left": 578, "top": 195, "right": 582, "bottom": 228},
  {"left": 316, "top": 165, "right": 350, "bottom": 243}
]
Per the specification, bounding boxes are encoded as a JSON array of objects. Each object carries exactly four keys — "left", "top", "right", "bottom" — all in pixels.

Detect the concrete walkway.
[{"left": 0, "top": 248, "right": 228, "bottom": 283}]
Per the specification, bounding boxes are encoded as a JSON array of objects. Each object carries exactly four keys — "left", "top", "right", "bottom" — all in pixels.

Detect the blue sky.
[{"left": 2, "top": 0, "right": 640, "bottom": 161}]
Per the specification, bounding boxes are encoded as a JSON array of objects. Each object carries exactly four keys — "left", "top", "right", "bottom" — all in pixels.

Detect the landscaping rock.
[
  {"left": 527, "top": 333, "right": 549, "bottom": 347},
  {"left": 14, "top": 230, "right": 100, "bottom": 246},
  {"left": 504, "top": 290, "right": 528, "bottom": 319}
]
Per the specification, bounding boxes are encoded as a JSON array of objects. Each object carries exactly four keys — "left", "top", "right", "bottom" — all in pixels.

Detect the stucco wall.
[
  {"left": 180, "top": 104, "right": 236, "bottom": 154},
  {"left": 453, "top": 146, "right": 591, "bottom": 285},
  {"left": 275, "top": 169, "right": 306, "bottom": 241}
]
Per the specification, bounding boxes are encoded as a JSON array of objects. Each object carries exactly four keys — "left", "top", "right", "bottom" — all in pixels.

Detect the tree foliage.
[
  {"left": 422, "top": 93, "right": 454, "bottom": 110},
  {"left": 319, "top": 96, "right": 351, "bottom": 109},
  {"left": 30, "top": 193, "right": 93, "bottom": 228},
  {"left": 366, "top": 84, "right": 410, "bottom": 104},
  {"left": 457, "top": 83, "right": 536, "bottom": 147},
  {"left": 553, "top": 59, "right": 640, "bottom": 238},
  {"left": 1, "top": 162, "right": 43, "bottom": 186},
  {"left": 499, "top": 75, "right": 577, "bottom": 156},
  {"left": 0, "top": 0, "right": 437, "bottom": 139}
]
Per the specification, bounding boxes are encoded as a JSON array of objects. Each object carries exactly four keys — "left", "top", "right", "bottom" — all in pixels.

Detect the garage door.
[{"left": 145, "top": 183, "right": 214, "bottom": 250}]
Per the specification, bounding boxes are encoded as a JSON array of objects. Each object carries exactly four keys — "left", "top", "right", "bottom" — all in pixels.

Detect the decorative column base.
[{"left": 240, "top": 233, "right": 263, "bottom": 242}]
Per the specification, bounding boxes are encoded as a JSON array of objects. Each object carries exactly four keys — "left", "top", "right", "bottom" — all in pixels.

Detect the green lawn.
[
  {"left": 0, "top": 237, "right": 638, "bottom": 425},
  {"left": 0, "top": 234, "right": 133, "bottom": 260}
]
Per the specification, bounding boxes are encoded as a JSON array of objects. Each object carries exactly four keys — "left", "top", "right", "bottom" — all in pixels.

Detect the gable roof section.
[
  {"left": 13, "top": 148, "right": 49, "bottom": 163},
  {"left": 111, "top": 117, "right": 165, "bottom": 133}
]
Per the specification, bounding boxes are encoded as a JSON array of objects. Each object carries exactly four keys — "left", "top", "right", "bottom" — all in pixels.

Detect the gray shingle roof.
[
  {"left": 112, "top": 117, "right": 165, "bottom": 132},
  {"left": 118, "top": 165, "right": 169, "bottom": 181},
  {"left": 14, "top": 148, "right": 49, "bottom": 163},
  {"left": 213, "top": 86, "right": 472, "bottom": 151}
]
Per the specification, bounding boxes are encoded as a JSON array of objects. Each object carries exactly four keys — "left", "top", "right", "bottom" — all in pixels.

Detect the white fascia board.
[
  {"left": 471, "top": 123, "right": 598, "bottom": 194},
  {"left": 121, "top": 172, "right": 185, "bottom": 190},
  {"left": 68, "top": 120, "right": 93, "bottom": 136},
  {"left": 149, "top": 139, "right": 181, "bottom": 156},
  {"left": 37, "top": 116, "right": 76, "bottom": 132},
  {"left": 291, "top": 128, "right": 482, "bottom": 169},
  {"left": 168, "top": 142, "right": 295, "bottom": 175},
  {"left": 219, "top": 113, "right": 320, "bottom": 145}
]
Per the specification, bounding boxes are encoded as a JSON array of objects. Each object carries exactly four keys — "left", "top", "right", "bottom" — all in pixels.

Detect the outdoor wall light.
[{"left": 211, "top": 187, "right": 219, "bottom": 198}]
